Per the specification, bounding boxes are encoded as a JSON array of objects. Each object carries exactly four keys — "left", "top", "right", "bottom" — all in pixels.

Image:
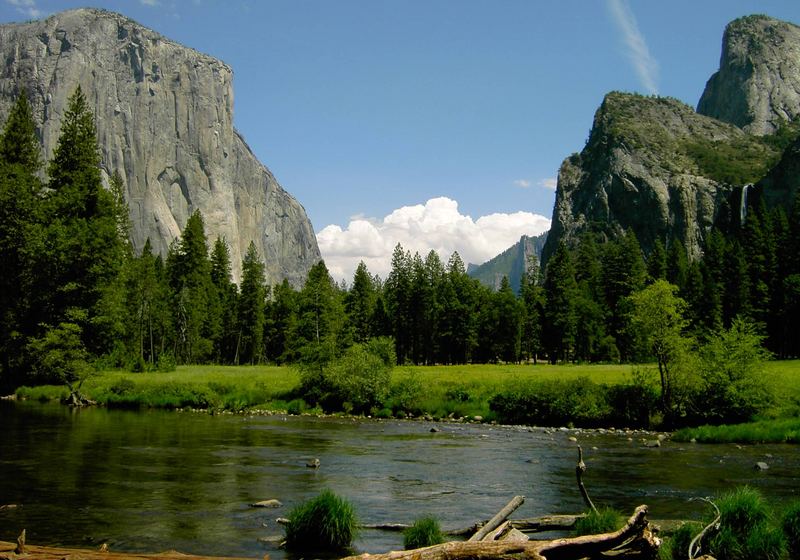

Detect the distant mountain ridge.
[
  {"left": 468, "top": 232, "right": 547, "bottom": 293},
  {"left": 0, "top": 8, "right": 320, "bottom": 285},
  {"left": 541, "top": 14, "right": 800, "bottom": 265}
]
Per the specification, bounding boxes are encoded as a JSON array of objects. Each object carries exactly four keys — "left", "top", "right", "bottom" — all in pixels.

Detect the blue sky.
[{"left": 3, "top": 0, "right": 800, "bottom": 280}]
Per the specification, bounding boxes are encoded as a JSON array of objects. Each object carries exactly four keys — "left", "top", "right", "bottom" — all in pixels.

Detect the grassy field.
[{"left": 14, "top": 361, "right": 800, "bottom": 440}]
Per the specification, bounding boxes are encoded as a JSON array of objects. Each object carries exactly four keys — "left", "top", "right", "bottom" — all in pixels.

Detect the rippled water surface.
[{"left": 1, "top": 401, "right": 798, "bottom": 558}]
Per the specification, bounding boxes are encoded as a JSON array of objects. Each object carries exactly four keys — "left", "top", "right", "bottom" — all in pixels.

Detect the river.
[{"left": 1, "top": 401, "right": 798, "bottom": 558}]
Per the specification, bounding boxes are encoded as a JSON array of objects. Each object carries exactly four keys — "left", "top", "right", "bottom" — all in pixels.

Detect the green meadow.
[{"left": 14, "top": 360, "right": 800, "bottom": 441}]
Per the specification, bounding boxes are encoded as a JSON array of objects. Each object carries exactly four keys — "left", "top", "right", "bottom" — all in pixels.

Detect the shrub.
[
  {"left": 574, "top": 507, "right": 624, "bottom": 536},
  {"left": 387, "top": 372, "right": 423, "bottom": 416},
  {"left": 782, "top": 501, "right": 800, "bottom": 558},
  {"left": 286, "top": 398, "right": 306, "bottom": 415},
  {"left": 299, "top": 342, "right": 394, "bottom": 414},
  {"left": 489, "top": 377, "right": 611, "bottom": 427},
  {"left": 284, "top": 489, "right": 358, "bottom": 553},
  {"left": 710, "top": 486, "right": 786, "bottom": 560},
  {"left": 403, "top": 515, "right": 444, "bottom": 550}
]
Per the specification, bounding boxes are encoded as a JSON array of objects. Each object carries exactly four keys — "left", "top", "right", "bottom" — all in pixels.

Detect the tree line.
[{"left": 2, "top": 88, "right": 798, "bottom": 394}]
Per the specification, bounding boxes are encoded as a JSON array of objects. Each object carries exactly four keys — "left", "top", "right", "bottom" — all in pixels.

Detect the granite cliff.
[
  {"left": 542, "top": 15, "right": 800, "bottom": 265},
  {"left": 468, "top": 232, "right": 547, "bottom": 294},
  {"left": 698, "top": 15, "right": 800, "bottom": 135},
  {"left": 0, "top": 8, "right": 320, "bottom": 285}
]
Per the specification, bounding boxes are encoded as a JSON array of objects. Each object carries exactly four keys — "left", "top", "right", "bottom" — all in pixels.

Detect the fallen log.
[
  {"left": 0, "top": 539, "right": 256, "bottom": 560},
  {"left": 468, "top": 496, "right": 525, "bottom": 542},
  {"left": 341, "top": 505, "right": 658, "bottom": 560}
]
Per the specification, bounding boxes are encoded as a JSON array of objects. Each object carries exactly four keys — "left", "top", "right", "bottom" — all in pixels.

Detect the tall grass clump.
[
  {"left": 709, "top": 486, "right": 785, "bottom": 560},
  {"left": 403, "top": 515, "right": 444, "bottom": 550},
  {"left": 659, "top": 521, "right": 702, "bottom": 560},
  {"left": 573, "top": 507, "right": 624, "bottom": 536},
  {"left": 783, "top": 501, "right": 800, "bottom": 558},
  {"left": 284, "top": 490, "right": 358, "bottom": 553}
]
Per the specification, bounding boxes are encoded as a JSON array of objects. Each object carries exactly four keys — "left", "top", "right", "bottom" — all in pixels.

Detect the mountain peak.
[{"left": 698, "top": 14, "right": 800, "bottom": 135}]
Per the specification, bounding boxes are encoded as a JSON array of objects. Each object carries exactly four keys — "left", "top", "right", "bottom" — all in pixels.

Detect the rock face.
[
  {"left": 468, "top": 232, "right": 547, "bottom": 293},
  {"left": 757, "top": 134, "right": 800, "bottom": 212},
  {"left": 0, "top": 8, "right": 320, "bottom": 285},
  {"left": 698, "top": 15, "right": 800, "bottom": 135},
  {"left": 541, "top": 93, "right": 773, "bottom": 264}
]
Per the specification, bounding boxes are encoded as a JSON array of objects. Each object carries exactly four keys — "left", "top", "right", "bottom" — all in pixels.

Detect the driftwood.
[
  {"left": 575, "top": 446, "right": 597, "bottom": 513},
  {"left": 468, "top": 496, "right": 525, "bottom": 542},
  {"left": 360, "top": 514, "right": 583, "bottom": 536},
  {"left": 341, "top": 505, "right": 658, "bottom": 560},
  {"left": 0, "top": 538, "right": 255, "bottom": 560}
]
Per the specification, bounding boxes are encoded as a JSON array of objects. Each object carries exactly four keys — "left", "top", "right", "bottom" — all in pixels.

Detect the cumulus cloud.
[
  {"left": 538, "top": 177, "right": 558, "bottom": 190},
  {"left": 607, "top": 0, "right": 658, "bottom": 94},
  {"left": 513, "top": 179, "right": 532, "bottom": 188},
  {"left": 317, "top": 196, "right": 551, "bottom": 283},
  {"left": 6, "top": 0, "right": 42, "bottom": 18}
]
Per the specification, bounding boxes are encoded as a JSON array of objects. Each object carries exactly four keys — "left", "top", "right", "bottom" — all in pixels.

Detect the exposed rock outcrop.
[
  {"left": 468, "top": 232, "right": 547, "bottom": 293},
  {"left": 698, "top": 15, "right": 800, "bottom": 135},
  {"left": 541, "top": 92, "right": 780, "bottom": 264},
  {"left": 0, "top": 8, "right": 320, "bottom": 285}
]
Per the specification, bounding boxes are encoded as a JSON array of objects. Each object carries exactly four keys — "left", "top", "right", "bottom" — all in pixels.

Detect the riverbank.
[{"left": 12, "top": 361, "right": 800, "bottom": 442}]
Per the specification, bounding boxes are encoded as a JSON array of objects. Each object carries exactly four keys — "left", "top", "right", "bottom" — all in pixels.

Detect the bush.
[
  {"left": 284, "top": 489, "right": 358, "bottom": 553},
  {"left": 403, "top": 515, "right": 444, "bottom": 550},
  {"left": 574, "top": 507, "right": 624, "bottom": 536},
  {"left": 286, "top": 398, "right": 306, "bottom": 415},
  {"left": 782, "top": 501, "right": 800, "bottom": 558},
  {"left": 489, "top": 377, "right": 612, "bottom": 428},
  {"left": 299, "top": 342, "right": 394, "bottom": 414},
  {"left": 387, "top": 372, "right": 424, "bottom": 416},
  {"left": 710, "top": 486, "right": 786, "bottom": 560}
]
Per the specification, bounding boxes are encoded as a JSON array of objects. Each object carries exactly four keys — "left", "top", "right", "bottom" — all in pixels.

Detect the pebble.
[
  {"left": 306, "top": 458, "right": 321, "bottom": 469},
  {"left": 755, "top": 462, "right": 769, "bottom": 471}
]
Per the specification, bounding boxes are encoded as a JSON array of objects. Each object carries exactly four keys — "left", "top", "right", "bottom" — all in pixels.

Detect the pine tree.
[
  {"left": 36, "top": 86, "right": 126, "bottom": 360},
  {"left": 264, "top": 279, "right": 297, "bottom": 364},
  {"left": 238, "top": 241, "right": 266, "bottom": 364},
  {"left": 543, "top": 242, "right": 578, "bottom": 363},
  {"left": 346, "top": 261, "right": 376, "bottom": 343},
  {"left": 519, "top": 255, "right": 545, "bottom": 364},
  {"left": 646, "top": 238, "right": 668, "bottom": 282},
  {"left": 385, "top": 244, "right": 412, "bottom": 363},
  {"left": 168, "top": 210, "right": 216, "bottom": 363},
  {"left": 0, "top": 91, "right": 43, "bottom": 388},
  {"left": 493, "top": 276, "right": 522, "bottom": 363},
  {"left": 666, "top": 239, "right": 689, "bottom": 293},
  {"left": 210, "top": 237, "right": 239, "bottom": 363}
]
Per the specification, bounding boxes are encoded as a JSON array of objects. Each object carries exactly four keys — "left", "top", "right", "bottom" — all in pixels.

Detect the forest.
[{"left": 2, "top": 88, "right": 800, "bottom": 409}]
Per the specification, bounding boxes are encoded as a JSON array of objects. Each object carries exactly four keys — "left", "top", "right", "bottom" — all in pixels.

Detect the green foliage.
[
  {"left": 574, "top": 507, "right": 624, "bottom": 536},
  {"left": 782, "top": 501, "right": 800, "bottom": 558},
  {"left": 386, "top": 371, "right": 424, "bottom": 416},
  {"left": 662, "top": 521, "right": 703, "bottom": 560},
  {"left": 299, "top": 340, "right": 394, "bottom": 414},
  {"left": 690, "top": 318, "right": 773, "bottom": 424},
  {"left": 238, "top": 241, "right": 265, "bottom": 364},
  {"left": 674, "top": 418, "right": 800, "bottom": 444},
  {"left": 284, "top": 489, "right": 358, "bottom": 553},
  {"left": 710, "top": 487, "right": 786, "bottom": 560},
  {"left": 489, "top": 377, "right": 615, "bottom": 428},
  {"left": 26, "top": 322, "right": 91, "bottom": 391},
  {"left": 403, "top": 515, "right": 444, "bottom": 549}
]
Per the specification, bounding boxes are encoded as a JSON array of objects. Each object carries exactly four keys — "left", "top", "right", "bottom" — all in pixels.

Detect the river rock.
[
  {"left": 306, "top": 458, "right": 320, "bottom": 469},
  {"left": 251, "top": 499, "right": 282, "bottom": 508},
  {"left": 643, "top": 439, "right": 661, "bottom": 448},
  {"left": 568, "top": 436, "right": 578, "bottom": 443},
  {"left": 429, "top": 426, "right": 440, "bottom": 433},
  {"left": 755, "top": 461, "right": 770, "bottom": 471},
  {"left": 0, "top": 8, "right": 320, "bottom": 285}
]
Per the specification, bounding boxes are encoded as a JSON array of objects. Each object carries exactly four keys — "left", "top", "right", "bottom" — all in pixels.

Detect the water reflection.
[{"left": 0, "top": 401, "right": 798, "bottom": 558}]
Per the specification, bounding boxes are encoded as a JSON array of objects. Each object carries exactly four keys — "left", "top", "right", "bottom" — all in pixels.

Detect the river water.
[{"left": 1, "top": 401, "right": 798, "bottom": 558}]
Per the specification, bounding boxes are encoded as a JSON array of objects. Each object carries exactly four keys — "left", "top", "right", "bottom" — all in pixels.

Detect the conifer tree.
[
  {"left": 346, "top": 261, "right": 376, "bottom": 343},
  {"left": 646, "top": 238, "right": 668, "bottom": 282},
  {"left": 0, "top": 91, "right": 43, "bottom": 387},
  {"left": 238, "top": 241, "right": 266, "bottom": 364},
  {"left": 37, "top": 86, "right": 125, "bottom": 360},
  {"left": 519, "top": 255, "right": 545, "bottom": 364},
  {"left": 543, "top": 242, "right": 578, "bottom": 363},
  {"left": 210, "top": 237, "right": 239, "bottom": 363}
]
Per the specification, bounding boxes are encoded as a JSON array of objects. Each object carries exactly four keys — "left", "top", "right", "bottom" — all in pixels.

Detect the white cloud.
[
  {"left": 6, "top": 0, "right": 42, "bottom": 18},
  {"left": 607, "top": 0, "right": 658, "bottom": 94},
  {"left": 538, "top": 177, "right": 558, "bottom": 190},
  {"left": 513, "top": 179, "right": 531, "bottom": 188},
  {"left": 317, "top": 196, "right": 550, "bottom": 283}
]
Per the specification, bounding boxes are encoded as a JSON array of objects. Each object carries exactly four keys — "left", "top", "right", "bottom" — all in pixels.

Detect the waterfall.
[{"left": 740, "top": 183, "right": 752, "bottom": 224}]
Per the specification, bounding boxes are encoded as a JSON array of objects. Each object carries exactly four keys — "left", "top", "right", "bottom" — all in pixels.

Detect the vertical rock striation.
[{"left": 0, "top": 8, "right": 320, "bottom": 285}]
